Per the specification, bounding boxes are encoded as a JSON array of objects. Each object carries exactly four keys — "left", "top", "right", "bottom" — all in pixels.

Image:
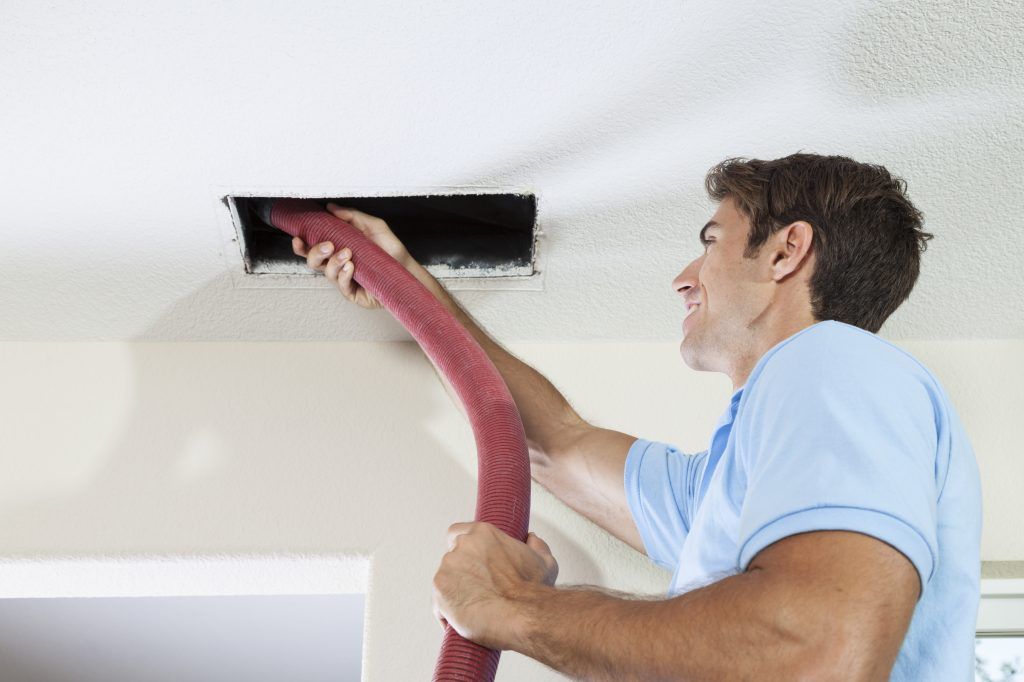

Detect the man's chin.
[
  {"left": 679, "top": 334, "right": 702, "bottom": 370},
  {"left": 680, "top": 330, "right": 716, "bottom": 372}
]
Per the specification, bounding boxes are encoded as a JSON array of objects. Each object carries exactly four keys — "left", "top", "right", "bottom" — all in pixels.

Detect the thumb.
[
  {"left": 526, "top": 532, "right": 552, "bottom": 557},
  {"left": 526, "top": 532, "right": 558, "bottom": 584},
  {"left": 327, "top": 203, "right": 381, "bottom": 238},
  {"left": 326, "top": 202, "right": 356, "bottom": 223},
  {"left": 326, "top": 203, "right": 382, "bottom": 236}
]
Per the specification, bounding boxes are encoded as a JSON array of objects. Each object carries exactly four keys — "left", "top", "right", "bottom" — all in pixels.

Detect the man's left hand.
[{"left": 432, "top": 522, "right": 559, "bottom": 650}]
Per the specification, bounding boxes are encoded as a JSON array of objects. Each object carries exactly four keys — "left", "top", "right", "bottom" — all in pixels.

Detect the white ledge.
[{"left": 0, "top": 553, "right": 371, "bottom": 598}]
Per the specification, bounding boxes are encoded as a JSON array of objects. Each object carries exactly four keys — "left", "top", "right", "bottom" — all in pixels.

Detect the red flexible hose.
[{"left": 263, "top": 199, "right": 532, "bottom": 681}]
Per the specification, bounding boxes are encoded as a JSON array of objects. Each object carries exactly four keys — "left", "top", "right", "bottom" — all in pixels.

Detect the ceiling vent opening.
[{"left": 227, "top": 193, "right": 538, "bottom": 281}]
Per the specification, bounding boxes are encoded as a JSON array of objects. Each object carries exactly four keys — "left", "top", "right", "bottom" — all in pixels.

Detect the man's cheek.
[{"left": 698, "top": 266, "right": 717, "bottom": 299}]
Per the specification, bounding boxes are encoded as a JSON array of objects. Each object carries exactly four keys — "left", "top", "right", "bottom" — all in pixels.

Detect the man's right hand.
[{"left": 292, "top": 202, "right": 415, "bottom": 310}]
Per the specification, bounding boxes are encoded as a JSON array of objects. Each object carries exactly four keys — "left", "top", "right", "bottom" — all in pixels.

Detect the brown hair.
[{"left": 705, "top": 153, "right": 933, "bottom": 333}]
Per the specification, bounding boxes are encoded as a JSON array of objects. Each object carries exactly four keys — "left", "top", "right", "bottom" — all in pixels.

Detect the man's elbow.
[
  {"left": 788, "top": 630, "right": 900, "bottom": 682},
  {"left": 743, "top": 531, "right": 917, "bottom": 681},
  {"left": 747, "top": 595, "right": 896, "bottom": 681}
]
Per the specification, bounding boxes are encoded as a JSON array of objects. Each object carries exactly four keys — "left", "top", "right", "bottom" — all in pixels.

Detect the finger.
[
  {"left": 446, "top": 522, "right": 475, "bottom": 550},
  {"left": 324, "top": 254, "right": 352, "bottom": 302},
  {"left": 432, "top": 603, "right": 448, "bottom": 630},
  {"left": 307, "top": 242, "right": 334, "bottom": 271},
  {"left": 292, "top": 236, "right": 308, "bottom": 258},
  {"left": 337, "top": 258, "right": 357, "bottom": 299},
  {"left": 327, "top": 203, "right": 390, "bottom": 235},
  {"left": 432, "top": 580, "right": 450, "bottom": 630},
  {"left": 323, "top": 249, "right": 340, "bottom": 279},
  {"left": 324, "top": 247, "right": 350, "bottom": 279},
  {"left": 354, "top": 287, "right": 381, "bottom": 310}
]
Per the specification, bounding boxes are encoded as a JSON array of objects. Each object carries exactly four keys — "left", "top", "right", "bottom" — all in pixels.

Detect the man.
[{"left": 295, "top": 153, "right": 981, "bottom": 680}]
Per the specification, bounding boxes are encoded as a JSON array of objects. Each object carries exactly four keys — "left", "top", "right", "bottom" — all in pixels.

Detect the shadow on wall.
[
  {"left": 0, "top": 272, "right": 623, "bottom": 676},
  {"left": 0, "top": 271, "right": 604, "bottom": 580}
]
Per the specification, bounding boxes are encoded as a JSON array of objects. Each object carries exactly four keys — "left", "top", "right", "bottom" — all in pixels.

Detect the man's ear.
[{"left": 769, "top": 220, "right": 814, "bottom": 282}]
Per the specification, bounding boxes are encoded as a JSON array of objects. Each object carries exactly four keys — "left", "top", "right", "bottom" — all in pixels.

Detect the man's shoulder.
[
  {"left": 755, "top": 320, "right": 933, "bottom": 388},
  {"left": 733, "top": 320, "right": 948, "bottom": 472},
  {"left": 741, "top": 321, "right": 943, "bottom": 417}
]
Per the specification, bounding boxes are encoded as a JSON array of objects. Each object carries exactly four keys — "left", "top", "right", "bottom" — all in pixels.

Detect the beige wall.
[{"left": 0, "top": 339, "right": 1020, "bottom": 679}]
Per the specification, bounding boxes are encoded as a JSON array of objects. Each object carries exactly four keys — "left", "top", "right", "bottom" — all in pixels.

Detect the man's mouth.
[{"left": 683, "top": 304, "right": 700, "bottom": 333}]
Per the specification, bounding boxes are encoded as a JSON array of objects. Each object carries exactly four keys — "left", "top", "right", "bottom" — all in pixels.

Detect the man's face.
[{"left": 672, "top": 197, "right": 768, "bottom": 373}]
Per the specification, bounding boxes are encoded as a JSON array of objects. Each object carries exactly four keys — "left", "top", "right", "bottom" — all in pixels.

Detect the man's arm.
[
  {"left": 508, "top": 530, "right": 919, "bottom": 681},
  {"left": 297, "top": 210, "right": 646, "bottom": 553},
  {"left": 403, "top": 257, "right": 647, "bottom": 553}
]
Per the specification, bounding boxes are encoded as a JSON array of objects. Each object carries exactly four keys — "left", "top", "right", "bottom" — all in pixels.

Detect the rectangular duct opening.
[{"left": 229, "top": 193, "right": 538, "bottom": 280}]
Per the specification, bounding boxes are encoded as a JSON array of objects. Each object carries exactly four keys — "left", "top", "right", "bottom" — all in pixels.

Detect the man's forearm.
[
  {"left": 403, "top": 256, "right": 583, "bottom": 458},
  {"left": 509, "top": 571, "right": 825, "bottom": 681}
]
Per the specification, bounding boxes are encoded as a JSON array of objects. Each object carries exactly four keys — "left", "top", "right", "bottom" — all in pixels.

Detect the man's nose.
[{"left": 672, "top": 257, "right": 701, "bottom": 298}]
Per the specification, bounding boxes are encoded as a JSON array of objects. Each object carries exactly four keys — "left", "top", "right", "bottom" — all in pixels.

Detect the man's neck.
[{"left": 729, "top": 316, "right": 820, "bottom": 391}]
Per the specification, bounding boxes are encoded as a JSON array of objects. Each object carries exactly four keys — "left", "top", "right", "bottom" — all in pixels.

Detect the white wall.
[{"left": 0, "top": 339, "right": 1020, "bottom": 679}]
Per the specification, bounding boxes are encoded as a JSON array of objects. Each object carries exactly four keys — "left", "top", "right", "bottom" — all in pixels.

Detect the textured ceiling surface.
[{"left": 2, "top": 0, "right": 1022, "bottom": 342}]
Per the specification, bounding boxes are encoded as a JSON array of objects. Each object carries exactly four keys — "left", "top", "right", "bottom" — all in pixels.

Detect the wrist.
[
  {"left": 506, "top": 582, "right": 556, "bottom": 654},
  {"left": 400, "top": 253, "right": 435, "bottom": 287},
  {"left": 396, "top": 249, "right": 417, "bottom": 271}
]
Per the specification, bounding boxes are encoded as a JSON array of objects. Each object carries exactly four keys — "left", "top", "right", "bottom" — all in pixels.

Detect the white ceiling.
[{"left": 2, "top": 0, "right": 1021, "bottom": 342}]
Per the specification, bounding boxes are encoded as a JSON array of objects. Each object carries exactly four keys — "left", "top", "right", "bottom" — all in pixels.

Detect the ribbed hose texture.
[{"left": 266, "top": 199, "right": 532, "bottom": 681}]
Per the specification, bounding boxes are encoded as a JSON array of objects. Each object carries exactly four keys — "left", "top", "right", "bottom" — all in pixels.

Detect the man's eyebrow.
[{"left": 699, "top": 220, "right": 719, "bottom": 243}]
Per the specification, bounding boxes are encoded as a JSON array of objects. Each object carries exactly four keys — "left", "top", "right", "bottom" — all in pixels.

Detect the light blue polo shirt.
[{"left": 625, "top": 320, "right": 982, "bottom": 680}]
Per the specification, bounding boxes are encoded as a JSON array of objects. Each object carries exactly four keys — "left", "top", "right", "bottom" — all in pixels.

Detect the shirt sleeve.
[
  {"left": 734, "top": 338, "right": 941, "bottom": 593},
  {"left": 624, "top": 438, "right": 710, "bottom": 571}
]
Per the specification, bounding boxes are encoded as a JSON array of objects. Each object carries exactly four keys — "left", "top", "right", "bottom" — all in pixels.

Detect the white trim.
[
  {"left": 978, "top": 578, "right": 1024, "bottom": 634},
  {"left": 0, "top": 555, "right": 371, "bottom": 682},
  {"left": 0, "top": 554, "right": 370, "bottom": 598}
]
